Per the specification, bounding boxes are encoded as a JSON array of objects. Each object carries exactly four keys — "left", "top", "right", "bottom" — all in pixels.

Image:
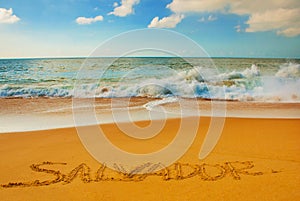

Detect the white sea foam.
[
  {"left": 143, "top": 97, "right": 179, "bottom": 111},
  {"left": 89, "top": 63, "right": 299, "bottom": 102},
  {"left": 275, "top": 63, "right": 300, "bottom": 78}
]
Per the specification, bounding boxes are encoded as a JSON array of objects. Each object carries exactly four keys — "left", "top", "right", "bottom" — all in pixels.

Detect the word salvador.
[{"left": 1, "top": 161, "right": 279, "bottom": 188}]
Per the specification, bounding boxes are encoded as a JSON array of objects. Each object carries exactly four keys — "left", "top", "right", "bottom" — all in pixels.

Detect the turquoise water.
[{"left": 0, "top": 57, "right": 299, "bottom": 101}]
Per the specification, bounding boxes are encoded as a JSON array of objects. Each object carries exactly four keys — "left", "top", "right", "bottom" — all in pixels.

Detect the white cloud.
[
  {"left": 208, "top": 15, "right": 217, "bottom": 21},
  {"left": 277, "top": 27, "right": 300, "bottom": 37},
  {"left": 108, "top": 0, "right": 140, "bottom": 17},
  {"left": 229, "top": 0, "right": 299, "bottom": 15},
  {"left": 167, "top": 0, "right": 227, "bottom": 13},
  {"left": 235, "top": 25, "right": 242, "bottom": 32},
  {"left": 165, "top": 0, "right": 300, "bottom": 37},
  {"left": 245, "top": 8, "right": 300, "bottom": 37},
  {"left": 0, "top": 8, "right": 20, "bottom": 24},
  {"left": 76, "top": 15, "right": 104, "bottom": 25},
  {"left": 113, "top": 2, "right": 119, "bottom": 7},
  {"left": 148, "top": 14, "right": 184, "bottom": 28},
  {"left": 199, "top": 17, "right": 205, "bottom": 22},
  {"left": 199, "top": 15, "right": 217, "bottom": 22},
  {"left": 166, "top": 0, "right": 299, "bottom": 14}
]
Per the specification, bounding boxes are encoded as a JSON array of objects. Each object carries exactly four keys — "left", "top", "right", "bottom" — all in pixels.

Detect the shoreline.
[{"left": 1, "top": 98, "right": 300, "bottom": 133}]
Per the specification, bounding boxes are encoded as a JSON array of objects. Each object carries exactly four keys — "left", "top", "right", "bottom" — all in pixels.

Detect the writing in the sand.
[{"left": 0, "top": 161, "right": 280, "bottom": 188}]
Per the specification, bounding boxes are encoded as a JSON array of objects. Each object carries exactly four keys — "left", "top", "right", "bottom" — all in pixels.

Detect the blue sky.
[{"left": 0, "top": 0, "right": 299, "bottom": 58}]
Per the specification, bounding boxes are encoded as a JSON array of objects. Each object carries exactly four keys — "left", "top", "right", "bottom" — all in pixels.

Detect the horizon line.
[{"left": 1, "top": 56, "right": 300, "bottom": 60}]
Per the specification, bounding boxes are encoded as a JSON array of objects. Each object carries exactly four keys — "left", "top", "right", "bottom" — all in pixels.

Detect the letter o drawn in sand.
[{"left": 72, "top": 29, "right": 226, "bottom": 174}]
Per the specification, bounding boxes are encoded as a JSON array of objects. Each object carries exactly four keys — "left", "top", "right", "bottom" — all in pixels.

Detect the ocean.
[{"left": 0, "top": 57, "right": 299, "bottom": 102}]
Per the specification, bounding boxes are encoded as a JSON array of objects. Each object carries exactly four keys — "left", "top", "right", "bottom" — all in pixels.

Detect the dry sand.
[{"left": 0, "top": 115, "right": 299, "bottom": 200}]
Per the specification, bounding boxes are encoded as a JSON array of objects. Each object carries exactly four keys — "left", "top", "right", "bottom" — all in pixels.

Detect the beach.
[
  {"left": 1, "top": 0, "right": 300, "bottom": 200},
  {"left": 0, "top": 98, "right": 299, "bottom": 201}
]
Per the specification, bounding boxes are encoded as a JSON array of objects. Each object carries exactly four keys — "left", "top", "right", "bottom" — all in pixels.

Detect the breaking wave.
[{"left": 0, "top": 61, "right": 299, "bottom": 102}]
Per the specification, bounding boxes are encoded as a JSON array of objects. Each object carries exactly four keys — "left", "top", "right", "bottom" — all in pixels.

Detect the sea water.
[{"left": 0, "top": 57, "right": 299, "bottom": 102}]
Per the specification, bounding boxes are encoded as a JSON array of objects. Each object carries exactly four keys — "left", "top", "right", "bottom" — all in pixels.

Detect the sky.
[{"left": 0, "top": 0, "right": 300, "bottom": 58}]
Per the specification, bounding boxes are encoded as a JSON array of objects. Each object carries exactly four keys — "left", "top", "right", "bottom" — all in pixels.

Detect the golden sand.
[{"left": 0, "top": 116, "right": 299, "bottom": 200}]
